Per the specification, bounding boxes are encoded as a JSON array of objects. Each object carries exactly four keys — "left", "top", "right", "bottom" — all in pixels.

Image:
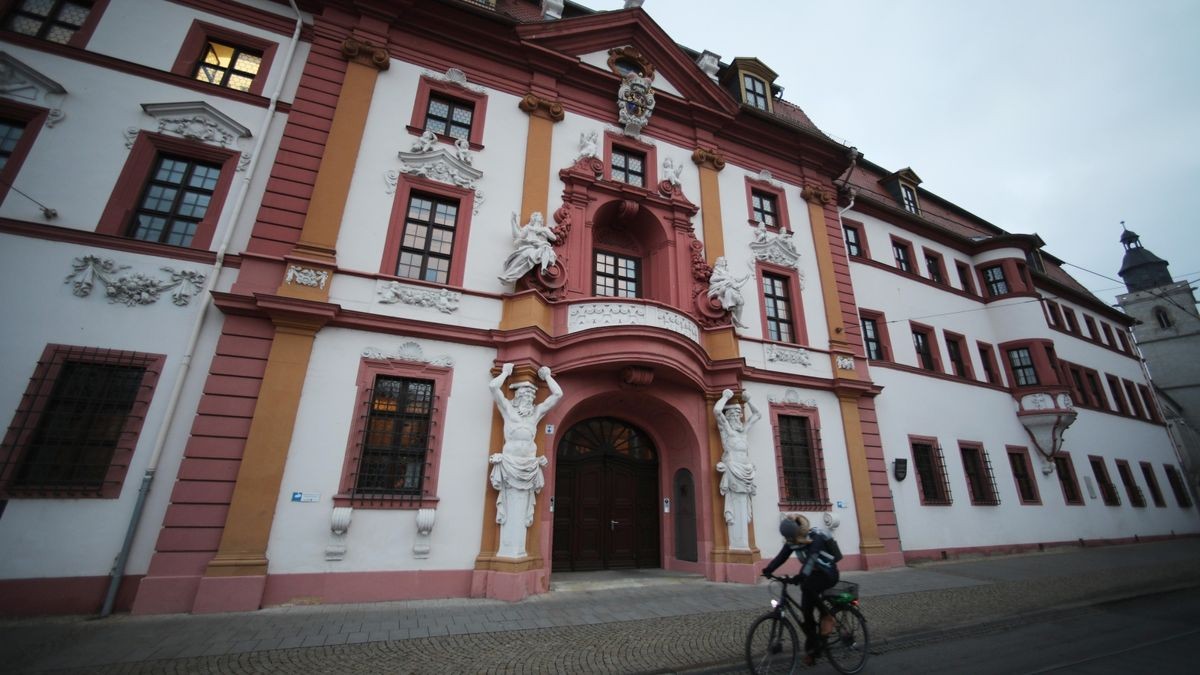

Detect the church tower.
[{"left": 1116, "top": 226, "right": 1200, "bottom": 499}]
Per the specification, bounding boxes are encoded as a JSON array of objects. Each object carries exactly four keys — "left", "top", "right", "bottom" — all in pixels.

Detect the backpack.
[{"left": 826, "top": 536, "right": 844, "bottom": 563}]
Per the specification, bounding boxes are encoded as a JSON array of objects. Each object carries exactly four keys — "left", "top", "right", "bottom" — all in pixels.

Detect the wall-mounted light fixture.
[{"left": 893, "top": 458, "right": 908, "bottom": 481}]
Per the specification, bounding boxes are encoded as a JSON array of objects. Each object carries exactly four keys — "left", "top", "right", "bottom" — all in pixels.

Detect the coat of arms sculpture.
[{"left": 617, "top": 72, "right": 655, "bottom": 136}]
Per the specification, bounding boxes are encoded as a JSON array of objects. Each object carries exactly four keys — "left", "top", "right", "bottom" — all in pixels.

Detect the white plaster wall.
[
  {"left": 0, "top": 235, "right": 227, "bottom": 578},
  {"left": 267, "top": 328, "right": 498, "bottom": 573}
]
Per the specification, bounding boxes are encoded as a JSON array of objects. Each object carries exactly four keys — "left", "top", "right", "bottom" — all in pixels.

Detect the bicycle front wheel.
[
  {"left": 824, "top": 605, "right": 870, "bottom": 674},
  {"left": 745, "top": 611, "right": 799, "bottom": 674}
]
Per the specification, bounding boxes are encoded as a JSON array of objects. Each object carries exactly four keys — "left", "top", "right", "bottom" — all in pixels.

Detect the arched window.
[{"left": 1154, "top": 307, "right": 1173, "bottom": 329}]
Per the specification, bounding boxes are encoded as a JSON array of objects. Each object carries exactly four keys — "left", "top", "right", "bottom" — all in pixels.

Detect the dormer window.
[
  {"left": 743, "top": 74, "right": 768, "bottom": 110},
  {"left": 900, "top": 184, "right": 919, "bottom": 213}
]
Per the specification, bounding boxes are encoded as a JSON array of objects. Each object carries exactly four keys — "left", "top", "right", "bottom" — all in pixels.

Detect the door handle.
[{"left": 610, "top": 520, "right": 618, "bottom": 530}]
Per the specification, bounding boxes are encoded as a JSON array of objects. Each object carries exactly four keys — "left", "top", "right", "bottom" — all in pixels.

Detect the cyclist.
[{"left": 761, "top": 514, "right": 841, "bottom": 665}]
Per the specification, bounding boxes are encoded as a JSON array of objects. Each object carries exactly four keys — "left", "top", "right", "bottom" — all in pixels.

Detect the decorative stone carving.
[
  {"left": 617, "top": 72, "right": 655, "bottom": 136},
  {"left": 421, "top": 67, "right": 485, "bottom": 94},
  {"left": 662, "top": 157, "right": 684, "bottom": 186},
  {"left": 691, "top": 146, "right": 726, "bottom": 171},
  {"left": 714, "top": 388, "right": 760, "bottom": 550},
  {"left": 606, "top": 45, "right": 655, "bottom": 79},
  {"left": 766, "top": 344, "right": 812, "bottom": 367},
  {"left": 361, "top": 341, "right": 454, "bottom": 367},
  {"left": 754, "top": 169, "right": 782, "bottom": 188},
  {"left": 453, "top": 138, "right": 473, "bottom": 165},
  {"left": 836, "top": 355, "right": 856, "bottom": 370},
  {"left": 801, "top": 184, "right": 832, "bottom": 205},
  {"left": 499, "top": 212, "right": 558, "bottom": 284},
  {"left": 0, "top": 52, "right": 66, "bottom": 126},
  {"left": 65, "top": 255, "right": 205, "bottom": 307},
  {"left": 541, "top": 0, "right": 564, "bottom": 20},
  {"left": 376, "top": 280, "right": 460, "bottom": 313},
  {"left": 330, "top": 506, "right": 353, "bottom": 535},
  {"left": 567, "top": 302, "right": 700, "bottom": 343},
  {"left": 340, "top": 37, "right": 389, "bottom": 70},
  {"left": 413, "top": 508, "right": 436, "bottom": 558},
  {"left": 770, "top": 389, "right": 818, "bottom": 408},
  {"left": 707, "top": 256, "right": 750, "bottom": 330},
  {"left": 1016, "top": 391, "right": 1078, "bottom": 466},
  {"left": 411, "top": 129, "right": 438, "bottom": 153},
  {"left": 749, "top": 221, "right": 802, "bottom": 274},
  {"left": 823, "top": 512, "right": 841, "bottom": 532},
  {"left": 518, "top": 93, "right": 565, "bottom": 122},
  {"left": 576, "top": 130, "right": 600, "bottom": 161},
  {"left": 395, "top": 139, "right": 484, "bottom": 213},
  {"left": 140, "top": 101, "right": 251, "bottom": 149},
  {"left": 489, "top": 363, "right": 563, "bottom": 558},
  {"left": 284, "top": 265, "right": 329, "bottom": 290},
  {"left": 696, "top": 51, "right": 721, "bottom": 81}
]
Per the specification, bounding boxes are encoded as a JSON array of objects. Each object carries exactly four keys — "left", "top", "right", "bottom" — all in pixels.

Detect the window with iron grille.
[
  {"left": 396, "top": 193, "right": 457, "bottom": 284},
  {"left": 1089, "top": 456, "right": 1120, "bottom": 506},
  {"left": 743, "top": 74, "right": 768, "bottom": 110},
  {"left": 1116, "top": 460, "right": 1145, "bottom": 507},
  {"left": 594, "top": 250, "right": 639, "bottom": 297},
  {"left": 193, "top": 39, "right": 263, "bottom": 92},
  {"left": 862, "top": 317, "right": 884, "bottom": 360},
  {"left": 1054, "top": 454, "right": 1083, "bottom": 505},
  {"left": 1007, "top": 348, "right": 1038, "bottom": 386},
  {"left": 352, "top": 376, "right": 434, "bottom": 499},
  {"left": 983, "top": 265, "right": 1008, "bottom": 296},
  {"left": 610, "top": 147, "right": 645, "bottom": 187},
  {"left": 1164, "top": 465, "right": 1193, "bottom": 507},
  {"left": 912, "top": 329, "right": 935, "bottom": 371},
  {"left": 751, "top": 190, "right": 778, "bottom": 227},
  {"left": 424, "top": 95, "right": 474, "bottom": 142},
  {"left": 0, "top": 119, "right": 26, "bottom": 171},
  {"left": 3, "top": 0, "right": 92, "bottom": 44},
  {"left": 1140, "top": 462, "right": 1165, "bottom": 507},
  {"left": 843, "top": 225, "right": 862, "bottom": 257},
  {"left": 127, "top": 154, "right": 222, "bottom": 247},
  {"left": 776, "top": 415, "right": 827, "bottom": 507},
  {"left": 911, "top": 441, "right": 952, "bottom": 505},
  {"left": 900, "top": 184, "right": 919, "bottom": 213},
  {"left": 1, "top": 345, "right": 162, "bottom": 498},
  {"left": 1007, "top": 447, "right": 1040, "bottom": 503},
  {"left": 960, "top": 444, "right": 999, "bottom": 505},
  {"left": 762, "top": 272, "right": 795, "bottom": 343}
]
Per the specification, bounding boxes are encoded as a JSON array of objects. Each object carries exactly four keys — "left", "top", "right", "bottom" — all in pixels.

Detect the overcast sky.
[{"left": 583, "top": 0, "right": 1200, "bottom": 307}]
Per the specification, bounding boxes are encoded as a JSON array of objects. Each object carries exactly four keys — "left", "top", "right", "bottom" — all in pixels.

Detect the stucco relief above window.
[
  {"left": 420, "top": 67, "right": 486, "bottom": 95},
  {"left": 125, "top": 102, "right": 252, "bottom": 170},
  {"left": 390, "top": 132, "right": 484, "bottom": 214},
  {"left": 769, "top": 389, "right": 818, "bottom": 408},
  {"left": 0, "top": 53, "right": 66, "bottom": 126},
  {"left": 361, "top": 341, "right": 454, "bottom": 367},
  {"left": 375, "top": 280, "right": 461, "bottom": 313},
  {"left": 65, "top": 255, "right": 206, "bottom": 307},
  {"left": 567, "top": 301, "right": 700, "bottom": 343},
  {"left": 749, "top": 221, "right": 802, "bottom": 278},
  {"left": 765, "top": 343, "right": 812, "bottom": 366}
]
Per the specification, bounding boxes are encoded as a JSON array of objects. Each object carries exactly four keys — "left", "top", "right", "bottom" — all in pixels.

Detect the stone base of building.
[{"left": 192, "top": 574, "right": 267, "bottom": 613}]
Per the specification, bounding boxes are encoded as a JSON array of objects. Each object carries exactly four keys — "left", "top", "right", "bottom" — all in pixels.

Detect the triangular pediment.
[
  {"left": 884, "top": 167, "right": 923, "bottom": 186},
  {"left": 0, "top": 51, "right": 67, "bottom": 107},
  {"left": 140, "top": 101, "right": 252, "bottom": 147},
  {"left": 516, "top": 9, "right": 739, "bottom": 116}
]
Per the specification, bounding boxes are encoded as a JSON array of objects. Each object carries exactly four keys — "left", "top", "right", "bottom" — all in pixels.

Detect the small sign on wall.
[
  {"left": 545, "top": 424, "right": 556, "bottom": 435},
  {"left": 836, "top": 500, "right": 846, "bottom": 509},
  {"left": 291, "top": 491, "right": 320, "bottom": 503}
]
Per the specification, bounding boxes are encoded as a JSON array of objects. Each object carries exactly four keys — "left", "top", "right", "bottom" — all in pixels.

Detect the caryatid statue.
[
  {"left": 714, "top": 388, "right": 761, "bottom": 550},
  {"left": 488, "top": 362, "right": 563, "bottom": 558}
]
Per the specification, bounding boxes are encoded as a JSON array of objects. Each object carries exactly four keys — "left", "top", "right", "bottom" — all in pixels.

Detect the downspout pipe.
[{"left": 100, "top": 1, "right": 305, "bottom": 617}]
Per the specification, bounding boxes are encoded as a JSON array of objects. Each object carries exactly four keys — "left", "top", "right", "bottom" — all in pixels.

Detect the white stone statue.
[
  {"left": 707, "top": 256, "right": 752, "bottom": 329},
  {"left": 663, "top": 156, "right": 683, "bottom": 186},
  {"left": 498, "top": 212, "right": 558, "bottom": 284},
  {"left": 453, "top": 137, "right": 473, "bottom": 164},
  {"left": 488, "top": 363, "right": 563, "bottom": 558},
  {"left": 577, "top": 130, "right": 600, "bottom": 160},
  {"left": 412, "top": 129, "right": 437, "bottom": 153},
  {"left": 714, "top": 388, "right": 760, "bottom": 550}
]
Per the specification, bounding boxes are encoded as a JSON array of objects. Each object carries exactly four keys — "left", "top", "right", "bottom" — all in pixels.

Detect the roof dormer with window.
[
  {"left": 719, "top": 57, "right": 779, "bottom": 112},
  {"left": 880, "top": 167, "right": 923, "bottom": 215}
]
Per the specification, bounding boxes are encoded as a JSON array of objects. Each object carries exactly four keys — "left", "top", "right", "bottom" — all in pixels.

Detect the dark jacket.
[{"left": 763, "top": 529, "right": 840, "bottom": 578}]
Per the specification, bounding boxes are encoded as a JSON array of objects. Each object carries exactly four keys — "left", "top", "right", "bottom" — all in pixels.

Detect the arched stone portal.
[{"left": 551, "top": 417, "right": 660, "bottom": 571}]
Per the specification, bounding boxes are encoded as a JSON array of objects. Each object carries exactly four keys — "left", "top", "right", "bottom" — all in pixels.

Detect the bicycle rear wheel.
[
  {"left": 745, "top": 611, "right": 799, "bottom": 674},
  {"left": 824, "top": 605, "right": 869, "bottom": 674}
]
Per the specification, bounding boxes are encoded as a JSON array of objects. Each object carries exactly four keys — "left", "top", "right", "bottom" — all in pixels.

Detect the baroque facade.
[{"left": 0, "top": 0, "right": 1195, "bottom": 616}]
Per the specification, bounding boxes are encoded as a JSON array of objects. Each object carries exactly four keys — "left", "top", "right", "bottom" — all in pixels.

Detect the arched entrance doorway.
[{"left": 552, "top": 417, "right": 660, "bottom": 571}]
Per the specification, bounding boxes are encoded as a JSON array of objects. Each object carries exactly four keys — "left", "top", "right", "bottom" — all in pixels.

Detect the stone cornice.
[
  {"left": 691, "top": 147, "right": 725, "bottom": 171},
  {"left": 340, "top": 36, "right": 390, "bottom": 70}
]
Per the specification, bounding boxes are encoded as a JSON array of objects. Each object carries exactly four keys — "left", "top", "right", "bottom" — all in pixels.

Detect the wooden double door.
[{"left": 552, "top": 417, "right": 660, "bottom": 571}]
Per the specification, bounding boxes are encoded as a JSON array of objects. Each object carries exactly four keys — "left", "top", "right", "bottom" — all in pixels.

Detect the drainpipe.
[{"left": 100, "top": 1, "right": 306, "bottom": 617}]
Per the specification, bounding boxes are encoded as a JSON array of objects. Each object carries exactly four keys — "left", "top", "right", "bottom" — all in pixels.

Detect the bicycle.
[{"left": 745, "top": 575, "right": 870, "bottom": 674}]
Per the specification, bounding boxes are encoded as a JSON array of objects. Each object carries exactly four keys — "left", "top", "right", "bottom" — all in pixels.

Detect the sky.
[{"left": 581, "top": 0, "right": 1200, "bottom": 307}]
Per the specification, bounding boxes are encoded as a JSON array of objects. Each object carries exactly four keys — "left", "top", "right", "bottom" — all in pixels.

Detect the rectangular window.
[
  {"left": 912, "top": 328, "right": 936, "bottom": 371},
  {"left": 1123, "top": 380, "right": 1146, "bottom": 419},
  {"left": 1137, "top": 385, "right": 1161, "bottom": 422},
  {"left": 1085, "top": 371, "right": 1108, "bottom": 409},
  {"left": 3, "top": 0, "right": 93, "bottom": 44},
  {"left": 862, "top": 316, "right": 884, "bottom": 360},
  {"left": 353, "top": 376, "right": 433, "bottom": 497},
  {"left": 1140, "top": 462, "right": 1166, "bottom": 507},
  {"left": 396, "top": 194, "right": 458, "bottom": 284},
  {"left": 762, "top": 272, "right": 795, "bottom": 343},
  {"left": 1164, "top": 465, "right": 1193, "bottom": 507},
  {"left": 1101, "top": 323, "right": 1115, "bottom": 346},
  {"left": 892, "top": 239, "right": 913, "bottom": 273},
  {"left": 977, "top": 342, "right": 1000, "bottom": 385},
  {"left": 911, "top": 440, "right": 952, "bottom": 505},
  {"left": 960, "top": 443, "right": 999, "bottom": 505},
  {"left": 0, "top": 345, "right": 163, "bottom": 498},
  {"left": 751, "top": 190, "right": 778, "bottom": 228},
  {"left": 945, "top": 334, "right": 971, "bottom": 379},
  {"left": 127, "top": 154, "right": 222, "bottom": 247},
  {"left": 1067, "top": 366, "right": 1087, "bottom": 405},
  {"left": 843, "top": 224, "right": 863, "bottom": 258},
  {"left": 1083, "top": 316, "right": 1099, "bottom": 341},
  {"left": 900, "top": 184, "right": 919, "bottom": 213},
  {"left": 1063, "top": 308, "right": 1080, "bottom": 334},
  {"left": 983, "top": 265, "right": 1009, "bottom": 297},
  {"left": 777, "top": 415, "right": 825, "bottom": 505},
  {"left": 1089, "top": 456, "right": 1120, "bottom": 506},
  {"left": 424, "top": 94, "right": 474, "bottom": 142},
  {"left": 924, "top": 250, "right": 946, "bottom": 284},
  {"left": 955, "top": 261, "right": 976, "bottom": 295},
  {"left": 594, "top": 250, "right": 640, "bottom": 298},
  {"left": 1117, "top": 330, "right": 1132, "bottom": 353},
  {"left": 0, "top": 119, "right": 26, "bottom": 171},
  {"left": 1053, "top": 454, "right": 1083, "bottom": 505},
  {"left": 1007, "top": 447, "right": 1040, "bottom": 504},
  {"left": 1116, "top": 460, "right": 1146, "bottom": 507},
  {"left": 193, "top": 39, "right": 263, "bottom": 92},
  {"left": 611, "top": 147, "right": 645, "bottom": 187},
  {"left": 1045, "top": 301, "right": 1062, "bottom": 328},
  {"left": 1007, "top": 348, "right": 1038, "bottom": 386},
  {"left": 743, "top": 74, "right": 769, "bottom": 110},
  {"left": 1106, "top": 375, "right": 1129, "bottom": 414}
]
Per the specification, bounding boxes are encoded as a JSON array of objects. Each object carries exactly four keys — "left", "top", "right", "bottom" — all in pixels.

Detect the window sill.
[{"left": 333, "top": 494, "right": 440, "bottom": 510}]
